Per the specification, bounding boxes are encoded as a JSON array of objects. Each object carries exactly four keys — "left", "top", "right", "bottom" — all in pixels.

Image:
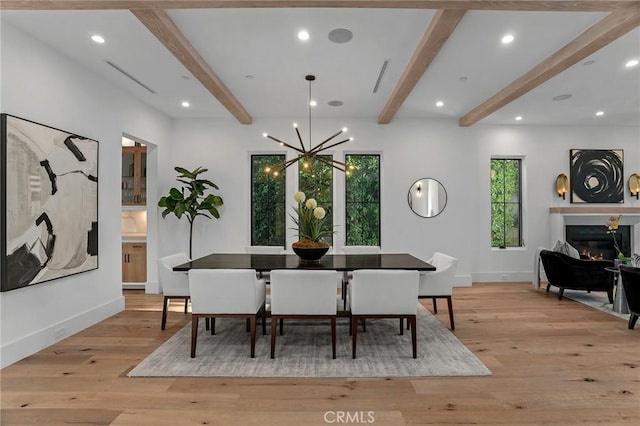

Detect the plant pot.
[{"left": 292, "top": 245, "right": 330, "bottom": 264}]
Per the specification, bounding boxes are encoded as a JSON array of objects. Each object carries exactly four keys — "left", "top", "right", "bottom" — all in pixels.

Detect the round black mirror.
[{"left": 408, "top": 178, "right": 447, "bottom": 218}]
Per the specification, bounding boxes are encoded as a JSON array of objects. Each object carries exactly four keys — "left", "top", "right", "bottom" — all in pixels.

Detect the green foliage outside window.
[
  {"left": 345, "top": 155, "right": 380, "bottom": 246},
  {"left": 299, "top": 155, "right": 333, "bottom": 244},
  {"left": 251, "top": 155, "right": 286, "bottom": 246},
  {"left": 491, "top": 158, "right": 522, "bottom": 247}
]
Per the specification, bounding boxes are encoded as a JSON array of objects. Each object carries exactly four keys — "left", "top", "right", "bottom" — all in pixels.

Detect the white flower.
[
  {"left": 306, "top": 198, "right": 317, "bottom": 209},
  {"left": 293, "top": 191, "right": 306, "bottom": 203},
  {"left": 313, "top": 207, "right": 326, "bottom": 220}
]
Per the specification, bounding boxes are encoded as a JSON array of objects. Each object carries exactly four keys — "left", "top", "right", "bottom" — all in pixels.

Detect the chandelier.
[{"left": 262, "top": 75, "right": 353, "bottom": 175}]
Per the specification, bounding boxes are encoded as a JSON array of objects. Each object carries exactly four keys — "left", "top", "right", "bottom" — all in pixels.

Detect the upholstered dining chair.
[
  {"left": 269, "top": 270, "right": 340, "bottom": 359},
  {"left": 416, "top": 252, "right": 459, "bottom": 330},
  {"left": 245, "top": 246, "right": 285, "bottom": 283},
  {"left": 340, "top": 245, "right": 381, "bottom": 310},
  {"left": 349, "top": 269, "right": 419, "bottom": 359},
  {"left": 158, "top": 252, "right": 191, "bottom": 330},
  {"left": 188, "top": 269, "right": 266, "bottom": 358},
  {"left": 619, "top": 265, "right": 640, "bottom": 330}
]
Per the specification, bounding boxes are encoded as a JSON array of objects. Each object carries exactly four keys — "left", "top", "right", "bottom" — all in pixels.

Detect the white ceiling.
[{"left": 2, "top": 6, "right": 639, "bottom": 126}]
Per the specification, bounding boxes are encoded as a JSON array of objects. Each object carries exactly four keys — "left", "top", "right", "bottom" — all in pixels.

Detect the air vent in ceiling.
[
  {"left": 373, "top": 60, "right": 390, "bottom": 93},
  {"left": 105, "top": 60, "right": 157, "bottom": 94}
]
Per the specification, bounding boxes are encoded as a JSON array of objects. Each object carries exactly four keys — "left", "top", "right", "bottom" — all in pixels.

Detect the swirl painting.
[{"left": 570, "top": 149, "right": 623, "bottom": 204}]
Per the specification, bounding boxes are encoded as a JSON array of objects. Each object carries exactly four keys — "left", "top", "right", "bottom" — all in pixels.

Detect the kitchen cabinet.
[
  {"left": 122, "top": 242, "right": 147, "bottom": 283},
  {"left": 122, "top": 146, "right": 147, "bottom": 205}
]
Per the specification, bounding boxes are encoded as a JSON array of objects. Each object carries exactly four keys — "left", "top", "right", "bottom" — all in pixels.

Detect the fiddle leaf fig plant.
[{"left": 158, "top": 166, "right": 223, "bottom": 258}]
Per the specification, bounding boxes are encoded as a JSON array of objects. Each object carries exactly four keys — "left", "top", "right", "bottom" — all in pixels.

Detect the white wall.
[
  {"left": 158, "top": 118, "right": 639, "bottom": 286},
  {"left": 0, "top": 23, "right": 172, "bottom": 367}
]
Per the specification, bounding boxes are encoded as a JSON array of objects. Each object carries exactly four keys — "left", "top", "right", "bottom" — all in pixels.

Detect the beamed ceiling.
[{"left": 1, "top": 1, "right": 639, "bottom": 126}]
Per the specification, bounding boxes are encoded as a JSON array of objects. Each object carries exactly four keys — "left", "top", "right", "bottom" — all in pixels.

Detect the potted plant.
[
  {"left": 290, "top": 191, "right": 333, "bottom": 262},
  {"left": 158, "top": 166, "right": 223, "bottom": 258}
]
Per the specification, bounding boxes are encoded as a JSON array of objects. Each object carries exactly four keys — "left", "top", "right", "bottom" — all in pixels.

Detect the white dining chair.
[
  {"left": 188, "top": 269, "right": 266, "bottom": 358},
  {"left": 418, "top": 252, "right": 458, "bottom": 330},
  {"left": 340, "top": 245, "right": 381, "bottom": 310},
  {"left": 269, "top": 270, "right": 340, "bottom": 359},
  {"left": 158, "top": 252, "right": 191, "bottom": 330},
  {"left": 349, "top": 269, "right": 419, "bottom": 359}
]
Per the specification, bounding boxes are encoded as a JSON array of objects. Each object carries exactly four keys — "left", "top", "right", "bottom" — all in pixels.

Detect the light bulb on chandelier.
[{"left": 262, "top": 75, "right": 353, "bottom": 175}]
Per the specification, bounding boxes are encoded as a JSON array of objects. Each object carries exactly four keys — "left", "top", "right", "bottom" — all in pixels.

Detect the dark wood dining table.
[{"left": 173, "top": 253, "right": 436, "bottom": 273}]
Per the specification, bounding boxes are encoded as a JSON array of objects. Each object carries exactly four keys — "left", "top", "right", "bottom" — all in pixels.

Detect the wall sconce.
[
  {"left": 556, "top": 173, "right": 568, "bottom": 200},
  {"left": 629, "top": 173, "right": 640, "bottom": 199}
]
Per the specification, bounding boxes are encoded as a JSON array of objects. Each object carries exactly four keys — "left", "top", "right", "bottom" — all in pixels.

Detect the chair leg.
[
  {"left": 432, "top": 298, "right": 438, "bottom": 313},
  {"left": 205, "top": 318, "right": 210, "bottom": 331},
  {"left": 607, "top": 288, "right": 614, "bottom": 304},
  {"left": 279, "top": 318, "right": 284, "bottom": 335},
  {"left": 270, "top": 316, "right": 278, "bottom": 359},
  {"left": 190, "top": 316, "right": 198, "bottom": 358},
  {"left": 362, "top": 318, "right": 366, "bottom": 332},
  {"left": 161, "top": 296, "right": 169, "bottom": 330},
  {"left": 399, "top": 318, "right": 404, "bottom": 336},
  {"left": 629, "top": 313, "right": 639, "bottom": 330},
  {"left": 446, "top": 296, "right": 455, "bottom": 331},
  {"left": 250, "top": 315, "right": 257, "bottom": 358},
  {"left": 546, "top": 283, "right": 551, "bottom": 292},
  {"left": 352, "top": 316, "right": 359, "bottom": 359},
  {"left": 246, "top": 318, "right": 250, "bottom": 332},
  {"left": 558, "top": 288, "right": 565, "bottom": 300},
  {"left": 261, "top": 304, "right": 267, "bottom": 336},
  {"left": 211, "top": 318, "right": 216, "bottom": 335},
  {"left": 331, "top": 317, "right": 336, "bottom": 360},
  {"left": 410, "top": 316, "right": 417, "bottom": 359},
  {"left": 349, "top": 317, "right": 352, "bottom": 336},
  {"left": 184, "top": 298, "right": 189, "bottom": 314}
]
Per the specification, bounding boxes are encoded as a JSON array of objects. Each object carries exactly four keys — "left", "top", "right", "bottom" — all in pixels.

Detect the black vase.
[{"left": 292, "top": 246, "right": 330, "bottom": 264}]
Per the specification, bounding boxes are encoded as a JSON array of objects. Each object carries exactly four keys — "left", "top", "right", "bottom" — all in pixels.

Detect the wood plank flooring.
[{"left": 2, "top": 283, "right": 639, "bottom": 425}]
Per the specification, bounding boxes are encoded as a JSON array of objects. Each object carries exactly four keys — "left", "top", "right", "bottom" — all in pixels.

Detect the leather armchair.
[
  {"left": 539, "top": 250, "right": 614, "bottom": 302},
  {"left": 619, "top": 265, "right": 640, "bottom": 330}
]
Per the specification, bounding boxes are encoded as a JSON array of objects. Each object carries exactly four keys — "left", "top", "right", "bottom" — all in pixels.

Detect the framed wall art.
[
  {"left": 570, "top": 149, "right": 624, "bottom": 204},
  {"left": 1, "top": 114, "right": 99, "bottom": 292}
]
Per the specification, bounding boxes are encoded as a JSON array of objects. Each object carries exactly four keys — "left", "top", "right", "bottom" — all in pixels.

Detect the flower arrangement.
[
  {"left": 291, "top": 191, "right": 332, "bottom": 248},
  {"left": 606, "top": 215, "right": 624, "bottom": 259}
]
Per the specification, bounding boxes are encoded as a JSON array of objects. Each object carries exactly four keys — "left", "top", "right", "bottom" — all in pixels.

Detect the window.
[
  {"left": 491, "top": 158, "right": 522, "bottom": 247},
  {"left": 345, "top": 154, "right": 380, "bottom": 246},
  {"left": 251, "top": 155, "right": 286, "bottom": 246},
  {"left": 299, "top": 155, "right": 333, "bottom": 244}
]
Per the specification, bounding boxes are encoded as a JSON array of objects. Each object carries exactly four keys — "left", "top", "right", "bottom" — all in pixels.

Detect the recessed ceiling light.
[
  {"left": 91, "top": 34, "right": 105, "bottom": 44},
  {"left": 328, "top": 28, "right": 353, "bottom": 44},
  {"left": 625, "top": 59, "right": 639, "bottom": 68},
  {"left": 595, "top": 111, "right": 604, "bottom": 116},
  {"left": 436, "top": 101, "right": 444, "bottom": 107},
  {"left": 297, "top": 30, "right": 309, "bottom": 41},
  {"left": 515, "top": 116, "right": 523, "bottom": 121},
  {"left": 181, "top": 101, "right": 190, "bottom": 108},
  {"left": 459, "top": 76, "right": 468, "bottom": 82},
  {"left": 309, "top": 100, "right": 317, "bottom": 107},
  {"left": 180, "top": 75, "right": 190, "bottom": 80},
  {"left": 328, "top": 100, "right": 343, "bottom": 107},
  {"left": 501, "top": 34, "right": 514, "bottom": 44},
  {"left": 583, "top": 60, "right": 596, "bottom": 66},
  {"left": 552, "top": 94, "right": 573, "bottom": 101},
  {"left": 245, "top": 75, "right": 254, "bottom": 79}
]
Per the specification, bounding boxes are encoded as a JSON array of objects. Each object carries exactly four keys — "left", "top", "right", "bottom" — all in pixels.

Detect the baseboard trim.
[
  {"left": 0, "top": 296, "right": 124, "bottom": 368},
  {"left": 472, "top": 271, "right": 532, "bottom": 283}
]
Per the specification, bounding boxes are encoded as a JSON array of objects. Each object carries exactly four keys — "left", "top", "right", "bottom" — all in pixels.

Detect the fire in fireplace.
[{"left": 565, "top": 225, "right": 631, "bottom": 260}]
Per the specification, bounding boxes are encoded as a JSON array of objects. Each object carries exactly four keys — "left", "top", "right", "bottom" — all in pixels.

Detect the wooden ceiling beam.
[
  {"left": 378, "top": 9, "right": 466, "bottom": 124},
  {"left": 131, "top": 8, "right": 252, "bottom": 124},
  {"left": 459, "top": 10, "right": 640, "bottom": 127},
  {"left": 1, "top": 1, "right": 638, "bottom": 12}
]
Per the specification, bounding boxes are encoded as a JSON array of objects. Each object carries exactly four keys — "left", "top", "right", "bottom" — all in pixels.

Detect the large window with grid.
[
  {"left": 251, "top": 155, "right": 286, "bottom": 246},
  {"left": 345, "top": 154, "right": 380, "bottom": 246},
  {"left": 298, "top": 155, "right": 333, "bottom": 245},
  {"left": 491, "top": 158, "right": 522, "bottom": 248}
]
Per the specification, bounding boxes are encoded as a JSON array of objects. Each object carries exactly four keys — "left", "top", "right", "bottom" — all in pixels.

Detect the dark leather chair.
[
  {"left": 619, "top": 265, "right": 640, "bottom": 330},
  {"left": 539, "top": 250, "right": 614, "bottom": 302}
]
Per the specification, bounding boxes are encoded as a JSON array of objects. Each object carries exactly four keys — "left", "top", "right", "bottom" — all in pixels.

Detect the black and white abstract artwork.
[
  {"left": 570, "top": 149, "right": 624, "bottom": 204},
  {"left": 1, "top": 114, "right": 98, "bottom": 292}
]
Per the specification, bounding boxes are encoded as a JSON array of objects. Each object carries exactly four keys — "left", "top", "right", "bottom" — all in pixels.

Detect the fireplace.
[{"left": 565, "top": 225, "right": 631, "bottom": 260}]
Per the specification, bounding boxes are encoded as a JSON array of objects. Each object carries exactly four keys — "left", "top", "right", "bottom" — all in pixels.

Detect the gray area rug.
[
  {"left": 128, "top": 305, "right": 491, "bottom": 378},
  {"left": 563, "top": 289, "right": 630, "bottom": 320}
]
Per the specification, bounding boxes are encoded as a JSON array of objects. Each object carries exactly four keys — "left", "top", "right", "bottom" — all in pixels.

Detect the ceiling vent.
[
  {"left": 373, "top": 60, "right": 390, "bottom": 93},
  {"left": 105, "top": 61, "right": 156, "bottom": 94}
]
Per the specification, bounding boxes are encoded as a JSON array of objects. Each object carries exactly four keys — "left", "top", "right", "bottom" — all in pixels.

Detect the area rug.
[
  {"left": 128, "top": 305, "right": 491, "bottom": 378},
  {"left": 563, "top": 289, "right": 630, "bottom": 320}
]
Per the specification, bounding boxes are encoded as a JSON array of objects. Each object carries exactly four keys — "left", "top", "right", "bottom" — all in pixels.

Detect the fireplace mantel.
[{"left": 548, "top": 206, "right": 640, "bottom": 251}]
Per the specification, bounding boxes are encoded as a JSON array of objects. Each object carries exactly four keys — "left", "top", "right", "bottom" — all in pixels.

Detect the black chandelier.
[{"left": 262, "top": 75, "right": 353, "bottom": 175}]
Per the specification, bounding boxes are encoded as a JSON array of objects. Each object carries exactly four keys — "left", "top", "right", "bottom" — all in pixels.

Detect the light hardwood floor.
[{"left": 2, "top": 283, "right": 639, "bottom": 425}]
